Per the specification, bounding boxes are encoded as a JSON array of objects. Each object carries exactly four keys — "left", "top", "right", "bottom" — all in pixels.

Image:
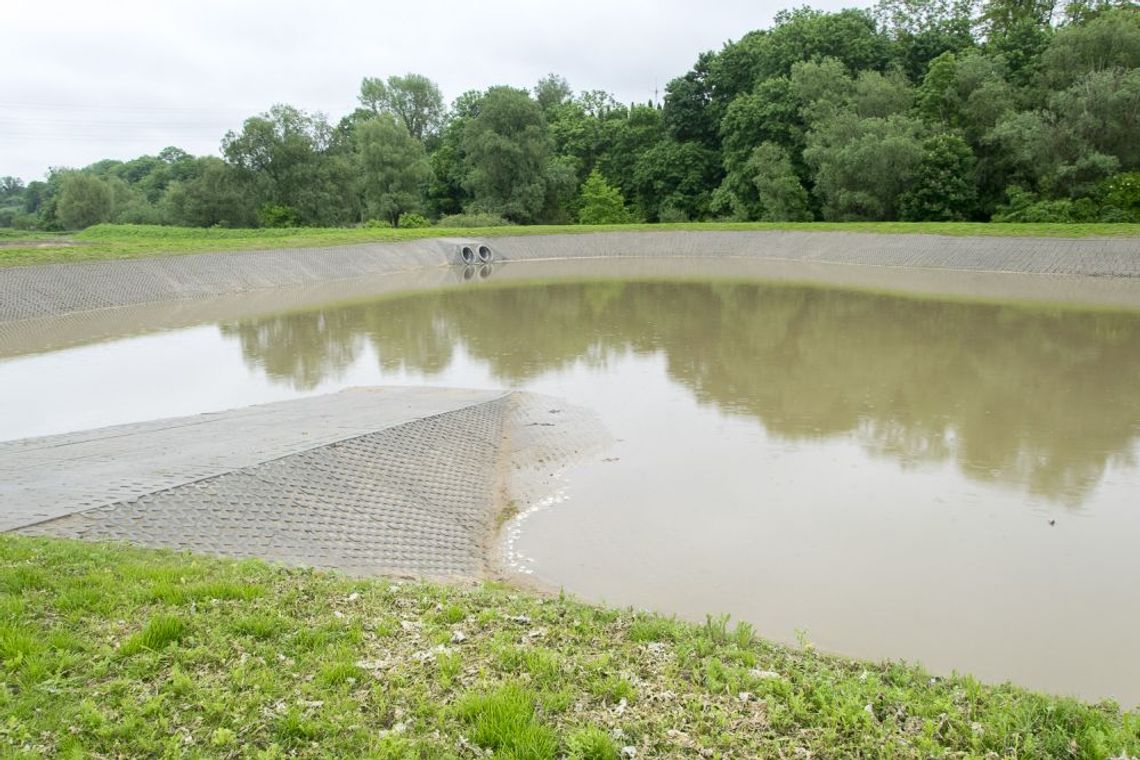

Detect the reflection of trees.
[
  {"left": 219, "top": 295, "right": 455, "bottom": 389},
  {"left": 222, "top": 281, "right": 1140, "bottom": 505}
]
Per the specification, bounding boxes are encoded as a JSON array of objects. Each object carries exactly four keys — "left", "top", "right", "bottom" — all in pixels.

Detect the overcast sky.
[{"left": 2, "top": 0, "right": 856, "bottom": 182}]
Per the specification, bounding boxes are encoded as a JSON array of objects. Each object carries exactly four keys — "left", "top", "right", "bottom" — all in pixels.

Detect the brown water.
[{"left": 2, "top": 277, "right": 1139, "bottom": 705}]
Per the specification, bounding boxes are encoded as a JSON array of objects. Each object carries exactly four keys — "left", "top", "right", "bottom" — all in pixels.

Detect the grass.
[
  {"left": 1, "top": 536, "right": 1138, "bottom": 758},
  {"left": 0, "top": 220, "right": 1136, "bottom": 267}
]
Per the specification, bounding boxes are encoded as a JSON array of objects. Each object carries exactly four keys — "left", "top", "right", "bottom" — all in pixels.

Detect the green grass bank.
[
  {"left": 1, "top": 536, "right": 1137, "bottom": 758},
  {"left": 1, "top": 222, "right": 1139, "bottom": 268}
]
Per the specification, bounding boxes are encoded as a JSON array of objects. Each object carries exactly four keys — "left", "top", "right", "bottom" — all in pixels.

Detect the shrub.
[
  {"left": 257, "top": 204, "right": 301, "bottom": 228},
  {"left": 398, "top": 212, "right": 432, "bottom": 228},
  {"left": 577, "top": 171, "right": 634, "bottom": 225},
  {"left": 1099, "top": 172, "right": 1140, "bottom": 221},
  {"left": 435, "top": 212, "right": 513, "bottom": 228},
  {"left": 991, "top": 188, "right": 1096, "bottom": 223}
]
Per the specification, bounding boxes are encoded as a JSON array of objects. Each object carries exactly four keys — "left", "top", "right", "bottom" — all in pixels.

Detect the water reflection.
[{"left": 221, "top": 281, "right": 1140, "bottom": 506}]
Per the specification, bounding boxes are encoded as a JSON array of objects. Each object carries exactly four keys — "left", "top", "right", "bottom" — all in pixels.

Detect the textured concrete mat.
[
  {"left": 6, "top": 388, "right": 610, "bottom": 578},
  {"left": 0, "top": 238, "right": 459, "bottom": 323},
  {"left": 0, "top": 387, "right": 506, "bottom": 531},
  {"left": 2, "top": 231, "right": 1138, "bottom": 323}
]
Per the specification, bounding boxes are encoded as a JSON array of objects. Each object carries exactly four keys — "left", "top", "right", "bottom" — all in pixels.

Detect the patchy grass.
[
  {"left": 1, "top": 536, "right": 1138, "bottom": 758},
  {"left": 0, "top": 221, "right": 1136, "bottom": 267}
]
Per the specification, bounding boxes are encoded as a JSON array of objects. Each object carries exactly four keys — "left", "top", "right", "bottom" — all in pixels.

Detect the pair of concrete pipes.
[{"left": 459, "top": 244, "right": 494, "bottom": 265}]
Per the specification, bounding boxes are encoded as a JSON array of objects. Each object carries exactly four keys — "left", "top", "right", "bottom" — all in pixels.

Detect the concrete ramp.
[{"left": 3, "top": 387, "right": 608, "bottom": 578}]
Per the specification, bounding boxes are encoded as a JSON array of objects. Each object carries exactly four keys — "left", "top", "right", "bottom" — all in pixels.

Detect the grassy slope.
[
  {"left": 1, "top": 536, "right": 1136, "bottom": 759},
  {"left": 0, "top": 221, "right": 1137, "bottom": 267}
]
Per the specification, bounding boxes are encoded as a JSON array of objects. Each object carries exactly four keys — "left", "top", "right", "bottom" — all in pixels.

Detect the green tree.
[
  {"left": 1039, "top": 9, "right": 1140, "bottom": 88},
  {"left": 1049, "top": 67, "right": 1140, "bottom": 174},
  {"left": 359, "top": 74, "right": 445, "bottom": 141},
  {"left": 461, "top": 86, "right": 552, "bottom": 223},
  {"left": 56, "top": 173, "right": 113, "bottom": 229},
  {"left": 804, "top": 112, "right": 927, "bottom": 220},
  {"left": 222, "top": 104, "right": 355, "bottom": 226},
  {"left": 874, "top": 0, "right": 979, "bottom": 80},
  {"left": 789, "top": 57, "right": 857, "bottom": 125},
  {"left": 719, "top": 76, "right": 804, "bottom": 170},
  {"left": 663, "top": 52, "right": 722, "bottom": 148},
  {"left": 0, "top": 177, "right": 23, "bottom": 198},
  {"left": 748, "top": 142, "right": 813, "bottom": 221},
  {"left": 425, "top": 90, "right": 484, "bottom": 218},
  {"left": 763, "top": 8, "right": 893, "bottom": 78},
  {"left": 162, "top": 157, "right": 256, "bottom": 227},
  {"left": 594, "top": 104, "right": 664, "bottom": 208},
  {"left": 917, "top": 51, "right": 1015, "bottom": 138},
  {"left": 852, "top": 70, "right": 916, "bottom": 117},
  {"left": 899, "top": 133, "right": 980, "bottom": 220},
  {"left": 632, "top": 139, "right": 721, "bottom": 221},
  {"left": 355, "top": 116, "right": 431, "bottom": 226},
  {"left": 577, "top": 170, "right": 633, "bottom": 224},
  {"left": 980, "top": 0, "right": 1058, "bottom": 84},
  {"left": 534, "top": 74, "right": 573, "bottom": 112}
]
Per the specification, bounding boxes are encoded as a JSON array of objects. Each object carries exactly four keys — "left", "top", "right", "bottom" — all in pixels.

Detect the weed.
[
  {"left": 566, "top": 726, "right": 620, "bottom": 760},
  {"left": 457, "top": 684, "right": 558, "bottom": 759},
  {"left": 121, "top": 614, "right": 187, "bottom": 654},
  {"left": 703, "top": 613, "right": 730, "bottom": 644},
  {"left": 627, "top": 616, "right": 680, "bottom": 643}
]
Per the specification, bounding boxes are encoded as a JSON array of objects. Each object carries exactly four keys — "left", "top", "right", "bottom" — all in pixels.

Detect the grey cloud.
[{"left": 2, "top": 0, "right": 853, "bottom": 181}]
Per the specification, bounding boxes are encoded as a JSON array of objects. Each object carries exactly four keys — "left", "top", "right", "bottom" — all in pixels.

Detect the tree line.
[{"left": 2, "top": 0, "right": 1139, "bottom": 231}]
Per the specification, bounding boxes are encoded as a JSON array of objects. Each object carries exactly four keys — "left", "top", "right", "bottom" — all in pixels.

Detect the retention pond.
[{"left": 2, "top": 262, "right": 1139, "bottom": 706}]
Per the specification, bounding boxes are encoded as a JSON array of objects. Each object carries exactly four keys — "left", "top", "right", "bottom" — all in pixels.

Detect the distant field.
[{"left": 0, "top": 222, "right": 1138, "bottom": 267}]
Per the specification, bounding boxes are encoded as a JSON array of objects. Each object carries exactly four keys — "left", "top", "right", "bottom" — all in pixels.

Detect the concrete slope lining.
[
  {"left": 2, "top": 231, "right": 1138, "bottom": 323},
  {"left": 0, "top": 386, "right": 507, "bottom": 531},
  {"left": 7, "top": 388, "right": 611, "bottom": 579},
  {"left": 16, "top": 397, "right": 512, "bottom": 577}
]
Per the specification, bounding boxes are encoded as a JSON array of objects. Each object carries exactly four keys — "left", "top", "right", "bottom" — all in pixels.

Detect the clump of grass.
[
  {"left": 566, "top": 726, "right": 620, "bottom": 760},
  {"left": 703, "top": 612, "right": 731, "bottom": 644},
  {"left": 231, "top": 612, "right": 285, "bottom": 640},
  {"left": 457, "top": 684, "right": 559, "bottom": 759},
  {"left": 121, "top": 614, "right": 187, "bottom": 654},
  {"left": 627, "top": 615, "right": 680, "bottom": 643},
  {"left": 318, "top": 660, "right": 362, "bottom": 687},
  {"left": 0, "top": 623, "right": 42, "bottom": 661}
]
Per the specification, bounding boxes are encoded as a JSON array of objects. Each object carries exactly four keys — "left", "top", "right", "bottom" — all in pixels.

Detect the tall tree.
[
  {"left": 359, "top": 74, "right": 445, "bottom": 141},
  {"left": 163, "top": 157, "right": 256, "bottom": 227},
  {"left": 534, "top": 74, "right": 573, "bottom": 112},
  {"left": 804, "top": 112, "right": 927, "bottom": 220},
  {"left": 577, "top": 170, "right": 633, "bottom": 224},
  {"left": 355, "top": 116, "right": 432, "bottom": 226},
  {"left": 461, "top": 87, "right": 553, "bottom": 223},
  {"left": 56, "top": 173, "right": 113, "bottom": 229},
  {"left": 222, "top": 104, "right": 355, "bottom": 226},
  {"left": 899, "top": 133, "right": 980, "bottom": 219}
]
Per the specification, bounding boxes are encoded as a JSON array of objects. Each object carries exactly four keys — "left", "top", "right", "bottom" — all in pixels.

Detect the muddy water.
[{"left": 2, "top": 277, "right": 1139, "bottom": 705}]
